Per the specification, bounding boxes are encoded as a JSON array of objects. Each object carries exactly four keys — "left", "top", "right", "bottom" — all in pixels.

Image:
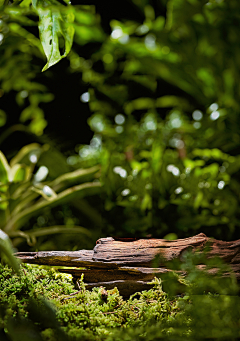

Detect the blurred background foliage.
[{"left": 1, "top": 0, "right": 240, "bottom": 251}]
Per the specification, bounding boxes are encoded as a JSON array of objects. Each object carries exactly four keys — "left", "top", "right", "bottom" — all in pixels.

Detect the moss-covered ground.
[{"left": 0, "top": 262, "right": 240, "bottom": 340}]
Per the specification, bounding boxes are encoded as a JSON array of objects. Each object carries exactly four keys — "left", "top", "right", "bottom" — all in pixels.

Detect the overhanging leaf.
[
  {"left": 35, "top": 4, "right": 75, "bottom": 71},
  {"left": 0, "top": 229, "right": 20, "bottom": 274}
]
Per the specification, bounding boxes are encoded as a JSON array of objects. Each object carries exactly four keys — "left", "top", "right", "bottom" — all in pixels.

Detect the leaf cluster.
[{"left": 0, "top": 143, "right": 101, "bottom": 247}]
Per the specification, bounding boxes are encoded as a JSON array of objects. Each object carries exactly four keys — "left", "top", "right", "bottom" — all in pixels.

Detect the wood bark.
[{"left": 15, "top": 233, "right": 240, "bottom": 296}]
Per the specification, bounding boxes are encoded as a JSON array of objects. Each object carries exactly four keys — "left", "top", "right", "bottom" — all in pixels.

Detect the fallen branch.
[{"left": 15, "top": 233, "right": 240, "bottom": 296}]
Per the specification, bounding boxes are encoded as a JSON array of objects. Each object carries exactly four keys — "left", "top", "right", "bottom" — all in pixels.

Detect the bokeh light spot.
[
  {"left": 115, "top": 114, "right": 125, "bottom": 125},
  {"left": 218, "top": 181, "right": 225, "bottom": 189},
  {"left": 210, "top": 103, "right": 218, "bottom": 111},
  {"left": 80, "top": 92, "right": 90, "bottom": 103},
  {"left": 121, "top": 188, "right": 130, "bottom": 196},
  {"left": 210, "top": 111, "right": 220, "bottom": 120},
  {"left": 192, "top": 110, "right": 203, "bottom": 121}
]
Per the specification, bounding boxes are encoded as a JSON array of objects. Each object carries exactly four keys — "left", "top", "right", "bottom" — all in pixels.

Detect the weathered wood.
[
  {"left": 85, "top": 280, "right": 155, "bottom": 297},
  {"left": 92, "top": 234, "right": 209, "bottom": 266},
  {"left": 59, "top": 267, "right": 170, "bottom": 282},
  {"left": 15, "top": 233, "right": 240, "bottom": 296},
  {"left": 15, "top": 250, "right": 116, "bottom": 268}
]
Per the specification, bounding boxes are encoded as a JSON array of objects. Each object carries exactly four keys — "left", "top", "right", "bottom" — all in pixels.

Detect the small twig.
[
  {"left": 77, "top": 280, "right": 82, "bottom": 290},
  {"left": 102, "top": 311, "right": 117, "bottom": 315},
  {"left": 61, "top": 291, "right": 81, "bottom": 301},
  {"left": 22, "top": 267, "right": 27, "bottom": 276},
  {"left": 102, "top": 303, "right": 121, "bottom": 314},
  {"left": 61, "top": 280, "right": 84, "bottom": 301}
]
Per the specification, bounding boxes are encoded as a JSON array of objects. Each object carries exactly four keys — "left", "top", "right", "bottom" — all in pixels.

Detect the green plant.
[
  {"left": 0, "top": 143, "right": 102, "bottom": 246},
  {"left": 0, "top": 251, "right": 240, "bottom": 340},
  {"left": 1, "top": 0, "right": 240, "bottom": 243},
  {"left": 65, "top": 0, "right": 240, "bottom": 240},
  {"left": 0, "top": 229, "right": 20, "bottom": 273},
  {"left": 0, "top": 0, "right": 104, "bottom": 135},
  {"left": 0, "top": 263, "right": 178, "bottom": 340}
]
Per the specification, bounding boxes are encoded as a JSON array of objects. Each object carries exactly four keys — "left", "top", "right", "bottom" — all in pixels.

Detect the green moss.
[
  {"left": 0, "top": 264, "right": 178, "bottom": 340},
  {"left": 0, "top": 262, "right": 240, "bottom": 340}
]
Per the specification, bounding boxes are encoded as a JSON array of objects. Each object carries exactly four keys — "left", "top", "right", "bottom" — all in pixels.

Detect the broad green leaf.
[
  {"left": 35, "top": 5, "right": 75, "bottom": 71},
  {"left": 0, "top": 151, "right": 10, "bottom": 184},
  {"left": 0, "top": 229, "right": 20, "bottom": 274}
]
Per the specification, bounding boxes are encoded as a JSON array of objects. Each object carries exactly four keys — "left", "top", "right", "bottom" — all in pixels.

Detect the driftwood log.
[{"left": 15, "top": 233, "right": 240, "bottom": 296}]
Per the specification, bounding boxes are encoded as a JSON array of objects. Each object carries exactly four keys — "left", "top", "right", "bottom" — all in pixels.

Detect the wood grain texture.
[{"left": 15, "top": 233, "right": 240, "bottom": 296}]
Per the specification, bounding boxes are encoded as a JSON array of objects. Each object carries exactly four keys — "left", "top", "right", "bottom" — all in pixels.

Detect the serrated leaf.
[
  {"left": 0, "top": 151, "right": 10, "bottom": 184},
  {"left": 0, "top": 229, "right": 20, "bottom": 274}
]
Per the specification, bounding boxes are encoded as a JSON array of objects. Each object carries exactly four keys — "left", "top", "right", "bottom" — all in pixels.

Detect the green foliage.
[
  {"left": 0, "top": 143, "right": 101, "bottom": 247},
  {"left": 0, "top": 229, "right": 20, "bottom": 273},
  {"left": 67, "top": 0, "right": 240, "bottom": 239},
  {"left": 1, "top": 0, "right": 240, "bottom": 339},
  {"left": 0, "top": 0, "right": 104, "bottom": 135},
  {"left": 1, "top": 0, "right": 240, "bottom": 240},
  {"left": 32, "top": 0, "right": 75, "bottom": 71},
  {"left": 0, "top": 264, "right": 177, "bottom": 340},
  {"left": 0, "top": 253, "right": 240, "bottom": 340}
]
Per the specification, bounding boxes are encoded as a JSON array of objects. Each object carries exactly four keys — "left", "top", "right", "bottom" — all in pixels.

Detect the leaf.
[
  {"left": 8, "top": 225, "right": 92, "bottom": 246},
  {"left": 10, "top": 143, "right": 42, "bottom": 166},
  {"left": 9, "top": 164, "right": 30, "bottom": 182},
  {"left": 5, "top": 181, "right": 102, "bottom": 232},
  {"left": 141, "top": 193, "right": 152, "bottom": 211},
  {"left": 0, "top": 229, "right": 20, "bottom": 274},
  {"left": 0, "top": 151, "right": 10, "bottom": 184},
  {"left": 194, "top": 191, "right": 203, "bottom": 209},
  {"left": 124, "top": 97, "right": 155, "bottom": 115},
  {"left": 31, "top": 184, "right": 57, "bottom": 200},
  {"left": 0, "top": 193, "right": 8, "bottom": 211},
  {"left": 34, "top": 3, "right": 75, "bottom": 71},
  {"left": 156, "top": 95, "right": 190, "bottom": 110},
  {"left": 49, "top": 165, "right": 100, "bottom": 191}
]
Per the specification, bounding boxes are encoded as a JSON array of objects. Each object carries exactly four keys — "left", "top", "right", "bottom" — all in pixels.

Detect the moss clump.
[
  {"left": 0, "top": 264, "right": 178, "bottom": 340},
  {"left": 0, "top": 261, "right": 240, "bottom": 340}
]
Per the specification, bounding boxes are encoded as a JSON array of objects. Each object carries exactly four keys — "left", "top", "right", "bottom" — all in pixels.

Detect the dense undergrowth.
[{"left": 0, "top": 259, "right": 240, "bottom": 341}]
